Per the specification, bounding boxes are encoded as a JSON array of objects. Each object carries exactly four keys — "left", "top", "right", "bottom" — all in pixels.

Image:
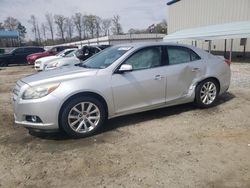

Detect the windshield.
[
  {"left": 65, "top": 50, "right": 76, "bottom": 57},
  {"left": 78, "top": 46, "right": 132, "bottom": 69}
]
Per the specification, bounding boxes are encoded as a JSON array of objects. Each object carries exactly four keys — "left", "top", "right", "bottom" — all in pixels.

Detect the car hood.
[
  {"left": 28, "top": 52, "right": 48, "bottom": 58},
  {"left": 36, "top": 56, "right": 57, "bottom": 63},
  {"left": 47, "top": 57, "right": 80, "bottom": 65},
  {"left": 21, "top": 66, "right": 98, "bottom": 86}
]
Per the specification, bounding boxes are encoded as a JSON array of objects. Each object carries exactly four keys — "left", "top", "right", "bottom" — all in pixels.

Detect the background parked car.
[
  {"left": 45, "top": 45, "right": 111, "bottom": 70},
  {"left": 0, "top": 48, "right": 5, "bottom": 54},
  {"left": 27, "top": 45, "right": 78, "bottom": 65},
  {"left": 0, "top": 47, "right": 44, "bottom": 67},
  {"left": 34, "top": 48, "right": 77, "bottom": 71}
]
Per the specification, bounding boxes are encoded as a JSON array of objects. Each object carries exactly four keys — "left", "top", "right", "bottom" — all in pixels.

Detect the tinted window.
[
  {"left": 14, "top": 48, "right": 25, "bottom": 54},
  {"left": 92, "top": 47, "right": 100, "bottom": 54},
  {"left": 56, "top": 47, "right": 64, "bottom": 52},
  {"left": 167, "top": 46, "right": 200, "bottom": 65},
  {"left": 32, "top": 48, "right": 44, "bottom": 53},
  {"left": 125, "top": 47, "right": 162, "bottom": 71}
]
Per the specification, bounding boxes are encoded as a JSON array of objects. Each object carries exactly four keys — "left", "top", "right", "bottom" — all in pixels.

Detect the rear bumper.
[{"left": 219, "top": 68, "right": 231, "bottom": 95}]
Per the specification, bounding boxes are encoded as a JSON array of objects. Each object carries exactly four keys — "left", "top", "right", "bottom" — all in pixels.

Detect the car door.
[
  {"left": 164, "top": 46, "right": 205, "bottom": 102},
  {"left": 111, "top": 46, "right": 167, "bottom": 114},
  {"left": 11, "top": 48, "right": 25, "bottom": 64}
]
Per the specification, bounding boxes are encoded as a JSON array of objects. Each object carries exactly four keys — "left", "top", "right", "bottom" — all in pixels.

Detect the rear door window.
[{"left": 167, "top": 46, "right": 200, "bottom": 65}]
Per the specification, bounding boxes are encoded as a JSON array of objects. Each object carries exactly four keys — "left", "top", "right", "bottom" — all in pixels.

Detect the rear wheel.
[
  {"left": 195, "top": 79, "right": 219, "bottom": 108},
  {"left": 60, "top": 96, "right": 106, "bottom": 138}
]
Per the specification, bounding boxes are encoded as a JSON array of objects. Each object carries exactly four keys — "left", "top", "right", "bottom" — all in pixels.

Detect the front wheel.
[
  {"left": 0, "top": 61, "right": 7, "bottom": 67},
  {"left": 195, "top": 79, "right": 219, "bottom": 108},
  {"left": 60, "top": 96, "right": 106, "bottom": 138}
]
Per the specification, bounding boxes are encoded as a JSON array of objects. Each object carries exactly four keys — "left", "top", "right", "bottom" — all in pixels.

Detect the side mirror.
[{"left": 118, "top": 64, "right": 133, "bottom": 73}]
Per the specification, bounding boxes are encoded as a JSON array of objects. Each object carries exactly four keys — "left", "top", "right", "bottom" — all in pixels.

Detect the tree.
[
  {"left": 0, "top": 22, "right": 5, "bottom": 30},
  {"left": 41, "top": 23, "right": 47, "bottom": 41},
  {"left": 65, "top": 17, "right": 74, "bottom": 41},
  {"left": 102, "top": 19, "right": 111, "bottom": 36},
  {"left": 154, "top": 19, "right": 167, "bottom": 34},
  {"left": 85, "top": 15, "right": 96, "bottom": 38},
  {"left": 36, "top": 24, "right": 41, "bottom": 44},
  {"left": 54, "top": 14, "right": 66, "bottom": 41},
  {"left": 4, "top": 17, "right": 19, "bottom": 31},
  {"left": 17, "top": 22, "right": 27, "bottom": 41},
  {"left": 95, "top": 16, "right": 102, "bottom": 37},
  {"left": 45, "top": 13, "right": 55, "bottom": 41},
  {"left": 28, "top": 15, "right": 38, "bottom": 41},
  {"left": 73, "top": 13, "right": 83, "bottom": 40},
  {"left": 111, "top": 15, "right": 122, "bottom": 35}
]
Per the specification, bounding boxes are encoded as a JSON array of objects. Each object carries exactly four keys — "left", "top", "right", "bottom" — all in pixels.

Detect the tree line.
[
  {"left": 0, "top": 13, "right": 123, "bottom": 46},
  {"left": 27, "top": 13, "right": 123, "bottom": 45},
  {"left": 0, "top": 13, "right": 167, "bottom": 47}
]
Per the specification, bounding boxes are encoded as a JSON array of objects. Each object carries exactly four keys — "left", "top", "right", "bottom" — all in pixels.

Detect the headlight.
[{"left": 22, "top": 83, "right": 60, "bottom": 100}]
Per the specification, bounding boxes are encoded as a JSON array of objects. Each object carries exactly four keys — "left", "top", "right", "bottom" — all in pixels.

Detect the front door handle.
[
  {"left": 154, "top": 75, "right": 164, "bottom": 80},
  {"left": 192, "top": 67, "right": 200, "bottom": 72}
]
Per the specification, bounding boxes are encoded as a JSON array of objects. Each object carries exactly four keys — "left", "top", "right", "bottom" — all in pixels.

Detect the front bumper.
[{"left": 13, "top": 83, "right": 61, "bottom": 131}]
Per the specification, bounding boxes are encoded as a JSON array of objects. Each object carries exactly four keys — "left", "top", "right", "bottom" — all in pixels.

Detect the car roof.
[
  {"left": 15, "top": 46, "right": 44, "bottom": 49},
  {"left": 114, "top": 42, "right": 210, "bottom": 58},
  {"left": 115, "top": 42, "right": 193, "bottom": 48}
]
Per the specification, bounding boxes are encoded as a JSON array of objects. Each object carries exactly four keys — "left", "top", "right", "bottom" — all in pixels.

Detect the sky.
[{"left": 0, "top": 0, "right": 168, "bottom": 39}]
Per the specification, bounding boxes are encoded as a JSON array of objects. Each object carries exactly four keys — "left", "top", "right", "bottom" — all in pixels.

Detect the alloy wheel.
[
  {"left": 200, "top": 81, "right": 217, "bottom": 105},
  {"left": 68, "top": 102, "right": 100, "bottom": 133}
]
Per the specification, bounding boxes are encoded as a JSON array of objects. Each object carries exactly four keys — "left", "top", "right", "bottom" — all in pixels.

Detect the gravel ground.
[{"left": 0, "top": 63, "right": 250, "bottom": 188}]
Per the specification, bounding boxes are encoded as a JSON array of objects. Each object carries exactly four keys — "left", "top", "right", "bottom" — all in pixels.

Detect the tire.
[
  {"left": 0, "top": 61, "right": 7, "bottom": 67},
  {"left": 195, "top": 78, "right": 219, "bottom": 108},
  {"left": 60, "top": 96, "right": 106, "bottom": 138}
]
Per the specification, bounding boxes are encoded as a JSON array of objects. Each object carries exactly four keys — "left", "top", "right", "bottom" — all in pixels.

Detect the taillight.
[{"left": 224, "top": 59, "right": 231, "bottom": 66}]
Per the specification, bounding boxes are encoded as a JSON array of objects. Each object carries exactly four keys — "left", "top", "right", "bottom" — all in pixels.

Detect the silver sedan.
[{"left": 13, "top": 43, "right": 231, "bottom": 138}]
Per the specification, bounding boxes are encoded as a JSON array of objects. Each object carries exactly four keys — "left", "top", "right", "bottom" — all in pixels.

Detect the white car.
[
  {"left": 45, "top": 53, "right": 81, "bottom": 70},
  {"left": 45, "top": 46, "right": 109, "bottom": 70},
  {"left": 34, "top": 48, "right": 77, "bottom": 71}
]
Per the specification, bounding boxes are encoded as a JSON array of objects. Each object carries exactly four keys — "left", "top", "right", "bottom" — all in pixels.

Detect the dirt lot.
[{"left": 0, "top": 63, "right": 250, "bottom": 188}]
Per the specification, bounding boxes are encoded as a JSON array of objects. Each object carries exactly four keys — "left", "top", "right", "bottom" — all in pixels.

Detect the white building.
[{"left": 166, "top": 0, "right": 250, "bottom": 57}]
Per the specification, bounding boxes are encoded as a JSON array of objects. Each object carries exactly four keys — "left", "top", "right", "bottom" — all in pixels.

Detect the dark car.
[
  {"left": 75, "top": 45, "right": 111, "bottom": 61},
  {"left": 0, "top": 47, "right": 45, "bottom": 67},
  {"left": 26, "top": 45, "right": 78, "bottom": 65}
]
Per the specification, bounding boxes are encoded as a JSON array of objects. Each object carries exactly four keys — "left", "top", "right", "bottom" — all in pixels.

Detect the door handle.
[
  {"left": 154, "top": 75, "right": 164, "bottom": 80},
  {"left": 192, "top": 67, "right": 200, "bottom": 72}
]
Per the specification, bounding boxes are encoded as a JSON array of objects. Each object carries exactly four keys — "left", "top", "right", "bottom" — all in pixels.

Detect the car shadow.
[{"left": 29, "top": 92, "right": 235, "bottom": 140}]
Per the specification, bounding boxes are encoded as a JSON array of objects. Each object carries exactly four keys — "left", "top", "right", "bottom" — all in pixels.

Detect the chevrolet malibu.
[{"left": 13, "top": 43, "right": 231, "bottom": 138}]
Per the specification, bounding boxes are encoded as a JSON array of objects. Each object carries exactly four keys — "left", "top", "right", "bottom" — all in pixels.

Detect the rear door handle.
[
  {"left": 154, "top": 75, "right": 164, "bottom": 80},
  {"left": 192, "top": 67, "right": 200, "bottom": 72}
]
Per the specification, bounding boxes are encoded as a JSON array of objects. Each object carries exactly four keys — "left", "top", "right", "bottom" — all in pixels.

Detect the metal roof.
[
  {"left": 0, "top": 30, "right": 19, "bottom": 38},
  {"left": 163, "top": 21, "right": 250, "bottom": 41}
]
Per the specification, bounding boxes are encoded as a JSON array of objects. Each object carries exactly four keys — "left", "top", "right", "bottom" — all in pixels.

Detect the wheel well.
[
  {"left": 197, "top": 77, "right": 220, "bottom": 93},
  {"left": 58, "top": 92, "right": 108, "bottom": 130}
]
